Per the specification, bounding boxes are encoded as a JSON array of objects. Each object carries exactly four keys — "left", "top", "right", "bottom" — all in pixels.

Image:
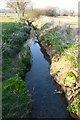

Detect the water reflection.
[{"left": 25, "top": 38, "right": 71, "bottom": 118}]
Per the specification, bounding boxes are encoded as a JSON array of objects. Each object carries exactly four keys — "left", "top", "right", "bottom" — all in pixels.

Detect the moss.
[
  {"left": 63, "top": 71, "right": 77, "bottom": 84},
  {"left": 66, "top": 71, "right": 77, "bottom": 80}
]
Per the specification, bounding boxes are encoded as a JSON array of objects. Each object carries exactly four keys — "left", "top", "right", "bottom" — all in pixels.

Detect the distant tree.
[
  {"left": 55, "top": 7, "right": 60, "bottom": 16},
  {"left": 59, "top": 9, "right": 68, "bottom": 16},
  {"left": 45, "top": 7, "right": 58, "bottom": 17},
  {"left": 27, "top": 8, "right": 42, "bottom": 21},
  {"left": 7, "top": 0, "right": 31, "bottom": 22},
  {"left": 69, "top": 10, "right": 74, "bottom": 16}
]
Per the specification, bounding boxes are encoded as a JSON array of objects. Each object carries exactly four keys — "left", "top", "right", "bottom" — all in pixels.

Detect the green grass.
[
  {"left": 64, "top": 44, "right": 78, "bottom": 68},
  {"left": 2, "top": 22, "right": 23, "bottom": 43},
  {"left": 18, "top": 44, "right": 31, "bottom": 77},
  {"left": 2, "top": 22, "right": 30, "bottom": 80},
  {"left": 2, "top": 55, "right": 19, "bottom": 80},
  {"left": 3, "top": 75, "right": 31, "bottom": 118},
  {"left": 39, "top": 25, "right": 78, "bottom": 68},
  {"left": 2, "top": 22, "right": 31, "bottom": 118},
  {"left": 2, "top": 45, "right": 31, "bottom": 81},
  {"left": 66, "top": 71, "right": 77, "bottom": 80},
  {"left": 63, "top": 71, "right": 78, "bottom": 85},
  {"left": 40, "top": 27, "right": 75, "bottom": 54},
  {"left": 38, "top": 21, "right": 79, "bottom": 114},
  {"left": 67, "top": 96, "right": 80, "bottom": 113}
]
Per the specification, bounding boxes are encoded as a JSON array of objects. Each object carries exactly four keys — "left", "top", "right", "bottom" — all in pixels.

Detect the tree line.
[{"left": 6, "top": 0, "right": 78, "bottom": 22}]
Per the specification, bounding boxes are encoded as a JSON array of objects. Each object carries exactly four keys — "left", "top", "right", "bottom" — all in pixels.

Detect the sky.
[{"left": 0, "top": 0, "right": 79, "bottom": 12}]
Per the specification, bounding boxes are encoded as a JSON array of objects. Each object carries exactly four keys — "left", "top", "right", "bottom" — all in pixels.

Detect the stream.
[{"left": 25, "top": 38, "right": 72, "bottom": 118}]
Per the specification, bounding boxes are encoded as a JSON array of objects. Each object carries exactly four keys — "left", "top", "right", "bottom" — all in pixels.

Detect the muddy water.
[{"left": 25, "top": 38, "right": 71, "bottom": 118}]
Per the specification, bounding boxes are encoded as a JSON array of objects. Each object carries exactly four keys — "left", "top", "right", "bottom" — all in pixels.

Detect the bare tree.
[{"left": 7, "top": 0, "right": 31, "bottom": 22}]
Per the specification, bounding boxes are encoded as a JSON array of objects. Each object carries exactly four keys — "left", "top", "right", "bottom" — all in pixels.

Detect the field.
[
  {"left": 0, "top": 13, "right": 17, "bottom": 22},
  {"left": 48, "top": 16, "right": 78, "bottom": 28},
  {"left": 0, "top": 13, "right": 78, "bottom": 26}
]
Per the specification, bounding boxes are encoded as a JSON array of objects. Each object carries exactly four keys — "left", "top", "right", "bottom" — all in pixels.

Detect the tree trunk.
[
  {"left": 17, "top": 6, "right": 21, "bottom": 23},
  {"left": 17, "top": 2, "right": 21, "bottom": 23},
  {"left": 21, "top": 0, "right": 24, "bottom": 17},
  {"left": 22, "top": 11, "right": 24, "bottom": 17}
]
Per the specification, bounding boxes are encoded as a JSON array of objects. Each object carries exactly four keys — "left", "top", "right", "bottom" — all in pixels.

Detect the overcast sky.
[{"left": 0, "top": 0, "right": 79, "bottom": 12}]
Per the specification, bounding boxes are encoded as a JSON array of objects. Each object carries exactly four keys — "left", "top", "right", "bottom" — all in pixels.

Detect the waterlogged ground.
[{"left": 25, "top": 38, "right": 71, "bottom": 118}]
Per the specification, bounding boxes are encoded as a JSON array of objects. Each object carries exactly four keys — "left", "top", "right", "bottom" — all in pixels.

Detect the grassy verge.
[{"left": 2, "top": 22, "right": 31, "bottom": 118}]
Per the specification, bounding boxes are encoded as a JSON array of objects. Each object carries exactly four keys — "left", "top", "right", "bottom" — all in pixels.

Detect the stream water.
[{"left": 25, "top": 38, "right": 71, "bottom": 118}]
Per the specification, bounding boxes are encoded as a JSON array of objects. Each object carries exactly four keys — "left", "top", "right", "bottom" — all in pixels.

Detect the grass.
[
  {"left": 2, "top": 55, "right": 19, "bottom": 81},
  {"left": 2, "top": 22, "right": 30, "bottom": 80},
  {"left": 36, "top": 17, "right": 79, "bottom": 115},
  {"left": 39, "top": 25, "right": 78, "bottom": 68},
  {"left": 63, "top": 71, "right": 78, "bottom": 85},
  {"left": 64, "top": 44, "right": 78, "bottom": 68},
  {"left": 2, "top": 22, "right": 23, "bottom": 43},
  {"left": 2, "top": 22, "right": 31, "bottom": 118},
  {"left": 67, "top": 96, "right": 80, "bottom": 113},
  {"left": 2, "top": 45, "right": 31, "bottom": 81},
  {"left": 0, "top": 13, "right": 17, "bottom": 22},
  {"left": 2, "top": 75, "right": 31, "bottom": 118}
]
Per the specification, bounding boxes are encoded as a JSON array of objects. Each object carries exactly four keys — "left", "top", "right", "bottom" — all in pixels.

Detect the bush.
[{"left": 27, "top": 9, "right": 42, "bottom": 21}]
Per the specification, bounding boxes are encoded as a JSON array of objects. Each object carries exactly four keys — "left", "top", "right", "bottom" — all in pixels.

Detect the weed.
[
  {"left": 67, "top": 96, "right": 80, "bottom": 113},
  {"left": 3, "top": 75, "right": 31, "bottom": 118}
]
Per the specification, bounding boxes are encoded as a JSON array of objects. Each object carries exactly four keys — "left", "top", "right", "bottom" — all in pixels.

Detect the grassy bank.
[
  {"left": 3, "top": 75, "right": 31, "bottom": 118},
  {"left": 34, "top": 17, "right": 80, "bottom": 117},
  {"left": 2, "top": 22, "right": 30, "bottom": 80},
  {"left": 2, "top": 22, "right": 31, "bottom": 118}
]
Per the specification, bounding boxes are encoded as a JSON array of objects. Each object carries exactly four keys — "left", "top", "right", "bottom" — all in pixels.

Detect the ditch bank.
[
  {"left": 38, "top": 39, "right": 80, "bottom": 119},
  {"left": 2, "top": 23, "right": 32, "bottom": 118},
  {"left": 30, "top": 21, "right": 80, "bottom": 119}
]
